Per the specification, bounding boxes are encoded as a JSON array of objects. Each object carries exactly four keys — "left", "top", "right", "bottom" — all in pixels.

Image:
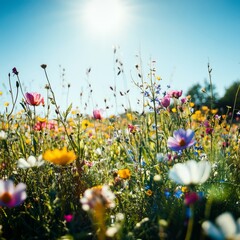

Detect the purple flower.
[
  {"left": 161, "top": 96, "right": 170, "bottom": 108},
  {"left": 167, "top": 129, "right": 196, "bottom": 151},
  {"left": 0, "top": 180, "right": 27, "bottom": 208}
]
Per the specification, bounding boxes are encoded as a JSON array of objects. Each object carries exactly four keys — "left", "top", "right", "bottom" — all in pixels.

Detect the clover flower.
[
  {"left": 17, "top": 155, "right": 44, "bottom": 169},
  {"left": 43, "top": 147, "right": 77, "bottom": 166},
  {"left": 202, "top": 212, "right": 240, "bottom": 240},
  {"left": 167, "top": 129, "right": 196, "bottom": 151},
  {"left": 80, "top": 185, "right": 115, "bottom": 212},
  {"left": 0, "top": 180, "right": 27, "bottom": 208},
  {"left": 25, "top": 92, "right": 44, "bottom": 106},
  {"left": 169, "top": 160, "right": 211, "bottom": 185}
]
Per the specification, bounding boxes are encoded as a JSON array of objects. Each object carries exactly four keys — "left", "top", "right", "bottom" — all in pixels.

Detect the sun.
[{"left": 83, "top": 0, "right": 127, "bottom": 36}]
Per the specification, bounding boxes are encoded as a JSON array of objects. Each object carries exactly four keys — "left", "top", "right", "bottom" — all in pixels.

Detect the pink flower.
[
  {"left": 161, "top": 96, "right": 171, "bottom": 108},
  {"left": 34, "top": 121, "right": 47, "bottom": 131},
  {"left": 167, "top": 129, "right": 196, "bottom": 151},
  {"left": 180, "top": 97, "right": 187, "bottom": 104},
  {"left": 93, "top": 109, "right": 103, "bottom": 120},
  {"left": 0, "top": 180, "right": 27, "bottom": 208},
  {"left": 167, "top": 90, "right": 183, "bottom": 99},
  {"left": 25, "top": 92, "right": 44, "bottom": 106},
  {"left": 128, "top": 124, "right": 137, "bottom": 133},
  {"left": 47, "top": 120, "right": 58, "bottom": 131},
  {"left": 64, "top": 214, "right": 73, "bottom": 222}
]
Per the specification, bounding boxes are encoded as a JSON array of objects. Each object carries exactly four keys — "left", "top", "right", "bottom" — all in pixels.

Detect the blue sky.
[{"left": 1, "top": 0, "right": 240, "bottom": 115}]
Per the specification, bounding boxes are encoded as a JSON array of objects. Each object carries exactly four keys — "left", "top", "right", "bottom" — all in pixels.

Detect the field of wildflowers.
[{"left": 0, "top": 62, "right": 239, "bottom": 240}]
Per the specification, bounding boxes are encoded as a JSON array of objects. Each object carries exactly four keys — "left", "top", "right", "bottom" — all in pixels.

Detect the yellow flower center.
[
  {"left": 179, "top": 139, "right": 186, "bottom": 147},
  {"left": 0, "top": 192, "right": 12, "bottom": 204}
]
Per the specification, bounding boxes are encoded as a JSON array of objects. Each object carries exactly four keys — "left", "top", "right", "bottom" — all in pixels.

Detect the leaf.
[{"left": 63, "top": 103, "right": 72, "bottom": 121}]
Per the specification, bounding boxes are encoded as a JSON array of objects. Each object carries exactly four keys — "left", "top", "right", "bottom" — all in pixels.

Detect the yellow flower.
[
  {"left": 37, "top": 117, "right": 47, "bottom": 122},
  {"left": 81, "top": 119, "right": 92, "bottom": 129},
  {"left": 211, "top": 109, "right": 218, "bottom": 114},
  {"left": 202, "top": 106, "right": 209, "bottom": 111},
  {"left": 145, "top": 189, "right": 153, "bottom": 196},
  {"left": 126, "top": 113, "right": 133, "bottom": 121},
  {"left": 181, "top": 186, "right": 188, "bottom": 193},
  {"left": 4, "top": 102, "right": 9, "bottom": 107},
  {"left": 156, "top": 76, "right": 162, "bottom": 81},
  {"left": 171, "top": 108, "right": 177, "bottom": 113},
  {"left": 118, "top": 169, "right": 131, "bottom": 179},
  {"left": 190, "top": 102, "right": 195, "bottom": 107},
  {"left": 43, "top": 147, "right": 77, "bottom": 166},
  {"left": 0, "top": 91, "right": 3, "bottom": 96}
]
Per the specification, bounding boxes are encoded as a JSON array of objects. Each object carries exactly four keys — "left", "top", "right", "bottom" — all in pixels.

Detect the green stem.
[{"left": 185, "top": 205, "right": 194, "bottom": 240}]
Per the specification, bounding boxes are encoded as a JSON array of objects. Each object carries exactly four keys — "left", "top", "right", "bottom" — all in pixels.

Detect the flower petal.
[
  {"left": 202, "top": 221, "right": 224, "bottom": 240},
  {"left": 27, "top": 156, "right": 37, "bottom": 166},
  {"left": 17, "top": 158, "right": 30, "bottom": 169},
  {"left": 215, "top": 212, "right": 237, "bottom": 238},
  {"left": 169, "top": 163, "right": 191, "bottom": 185},
  {"left": 198, "top": 161, "right": 211, "bottom": 184},
  {"left": 186, "top": 160, "right": 201, "bottom": 184}
]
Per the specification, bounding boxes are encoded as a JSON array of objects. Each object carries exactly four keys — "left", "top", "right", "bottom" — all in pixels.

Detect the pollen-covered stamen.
[
  {"left": 179, "top": 138, "right": 186, "bottom": 146},
  {"left": 0, "top": 192, "right": 12, "bottom": 204}
]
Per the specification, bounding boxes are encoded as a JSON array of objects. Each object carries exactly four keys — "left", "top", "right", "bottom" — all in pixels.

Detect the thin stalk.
[
  {"left": 185, "top": 205, "right": 194, "bottom": 240},
  {"left": 207, "top": 63, "right": 214, "bottom": 111},
  {"left": 42, "top": 67, "right": 77, "bottom": 152}
]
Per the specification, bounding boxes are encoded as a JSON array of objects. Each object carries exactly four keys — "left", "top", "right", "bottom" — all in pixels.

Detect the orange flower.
[
  {"left": 145, "top": 189, "right": 153, "bottom": 196},
  {"left": 43, "top": 147, "right": 77, "bottom": 166},
  {"left": 118, "top": 169, "right": 131, "bottom": 179}
]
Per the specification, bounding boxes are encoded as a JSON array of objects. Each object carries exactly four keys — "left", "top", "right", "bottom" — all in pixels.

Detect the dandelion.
[
  {"left": 17, "top": 155, "right": 44, "bottom": 169},
  {"left": 169, "top": 160, "right": 211, "bottom": 185},
  {"left": 0, "top": 180, "right": 27, "bottom": 208},
  {"left": 43, "top": 147, "right": 77, "bottom": 166},
  {"left": 202, "top": 212, "right": 240, "bottom": 240},
  {"left": 167, "top": 129, "right": 196, "bottom": 151},
  {"left": 25, "top": 92, "right": 44, "bottom": 106}
]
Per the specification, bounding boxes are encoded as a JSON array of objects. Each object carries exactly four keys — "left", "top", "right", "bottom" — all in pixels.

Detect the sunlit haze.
[{"left": 0, "top": 0, "right": 239, "bottom": 116}]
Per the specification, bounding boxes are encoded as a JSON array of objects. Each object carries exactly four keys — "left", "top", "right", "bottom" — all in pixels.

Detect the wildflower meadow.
[{"left": 0, "top": 60, "right": 239, "bottom": 240}]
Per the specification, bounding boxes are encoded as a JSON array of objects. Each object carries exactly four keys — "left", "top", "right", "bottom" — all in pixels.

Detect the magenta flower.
[
  {"left": 167, "top": 90, "right": 183, "bottom": 99},
  {"left": 64, "top": 214, "right": 73, "bottom": 222},
  {"left": 167, "top": 129, "right": 196, "bottom": 151},
  {"left": 161, "top": 96, "right": 171, "bottom": 108},
  {"left": 25, "top": 92, "right": 44, "bottom": 106},
  {"left": 0, "top": 180, "right": 27, "bottom": 208},
  {"left": 93, "top": 109, "right": 103, "bottom": 120}
]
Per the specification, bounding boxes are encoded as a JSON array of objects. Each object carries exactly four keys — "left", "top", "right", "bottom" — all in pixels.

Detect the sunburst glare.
[{"left": 82, "top": 0, "right": 128, "bottom": 36}]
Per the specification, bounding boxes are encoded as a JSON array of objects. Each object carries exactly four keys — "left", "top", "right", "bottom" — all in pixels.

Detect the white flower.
[
  {"left": 0, "top": 130, "right": 7, "bottom": 140},
  {"left": 80, "top": 185, "right": 115, "bottom": 211},
  {"left": 169, "top": 160, "right": 211, "bottom": 185},
  {"left": 17, "top": 155, "right": 44, "bottom": 169},
  {"left": 202, "top": 212, "right": 240, "bottom": 240}
]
